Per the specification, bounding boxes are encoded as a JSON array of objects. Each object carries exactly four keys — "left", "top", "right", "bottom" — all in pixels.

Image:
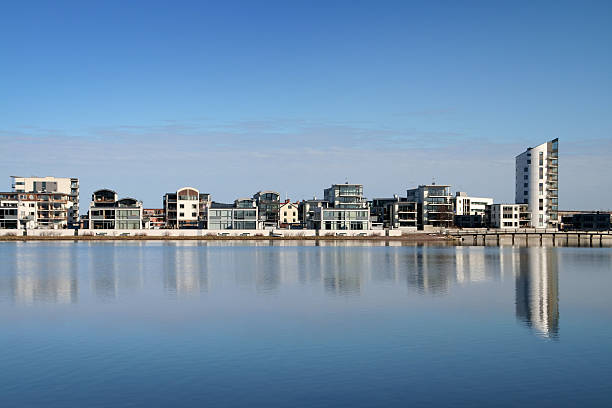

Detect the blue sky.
[{"left": 1, "top": 1, "right": 611, "bottom": 210}]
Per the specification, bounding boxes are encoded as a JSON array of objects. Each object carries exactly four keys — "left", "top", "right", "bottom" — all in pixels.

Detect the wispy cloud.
[{"left": 1, "top": 119, "right": 610, "bottom": 209}]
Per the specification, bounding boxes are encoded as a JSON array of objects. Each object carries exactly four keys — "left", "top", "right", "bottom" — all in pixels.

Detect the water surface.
[{"left": 1, "top": 241, "right": 611, "bottom": 407}]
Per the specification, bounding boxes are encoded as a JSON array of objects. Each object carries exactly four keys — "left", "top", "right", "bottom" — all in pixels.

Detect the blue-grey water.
[{"left": 1, "top": 241, "right": 611, "bottom": 408}]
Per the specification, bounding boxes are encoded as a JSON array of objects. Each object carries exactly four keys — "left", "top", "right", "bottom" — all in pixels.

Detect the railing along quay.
[{"left": 446, "top": 229, "right": 612, "bottom": 247}]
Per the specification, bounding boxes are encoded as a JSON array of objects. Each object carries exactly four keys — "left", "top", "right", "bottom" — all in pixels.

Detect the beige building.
[
  {"left": 279, "top": 201, "right": 299, "bottom": 227},
  {"left": 11, "top": 176, "right": 79, "bottom": 227}
]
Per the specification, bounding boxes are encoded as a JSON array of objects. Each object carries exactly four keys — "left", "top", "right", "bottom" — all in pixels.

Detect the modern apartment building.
[
  {"left": 515, "top": 138, "right": 559, "bottom": 228},
  {"left": 453, "top": 192, "right": 494, "bottom": 229},
  {"left": 370, "top": 196, "right": 417, "bottom": 229},
  {"left": 299, "top": 199, "right": 329, "bottom": 228},
  {"left": 310, "top": 207, "right": 370, "bottom": 231},
  {"left": 389, "top": 198, "right": 418, "bottom": 229},
  {"left": 253, "top": 191, "right": 281, "bottom": 228},
  {"left": 306, "top": 183, "right": 371, "bottom": 231},
  {"left": 87, "top": 189, "right": 144, "bottom": 229},
  {"left": 0, "top": 191, "right": 72, "bottom": 229},
  {"left": 0, "top": 193, "right": 20, "bottom": 229},
  {"left": 454, "top": 192, "right": 493, "bottom": 216},
  {"left": 163, "top": 187, "right": 211, "bottom": 229},
  {"left": 206, "top": 198, "right": 259, "bottom": 230},
  {"left": 143, "top": 208, "right": 165, "bottom": 229},
  {"left": 324, "top": 183, "right": 368, "bottom": 209},
  {"left": 406, "top": 184, "right": 454, "bottom": 230},
  {"left": 11, "top": 176, "right": 79, "bottom": 227},
  {"left": 562, "top": 212, "right": 611, "bottom": 231},
  {"left": 489, "top": 203, "right": 531, "bottom": 229}
]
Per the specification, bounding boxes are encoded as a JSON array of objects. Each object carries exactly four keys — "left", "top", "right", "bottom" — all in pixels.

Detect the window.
[
  {"left": 524, "top": 191, "right": 528, "bottom": 196},
  {"left": 284, "top": 211, "right": 287, "bottom": 216},
  {"left": 192, "top": 204, "right": 197, "bottom": 209},
  {"left": 539, "top": 199, "right": 543, "bottom": 211},
  {"left": 539, "top": 183, "right": 543, "bottom": 195},
  {"left": 539, "top": 167, "right": 543, "bottom": 179},
  {"left": 192, "top": 212, "right": 197, "bottom": 217},
  {"left": 524, "top": 183, "right": 528, "bottom": 188},
  {"left": 524, "top": 175, "right": 528, "bottom": 180},
  {"left": 179, "top": 212, "right": 184, "bottom": 217},
  {"left": 524, "top": 167, "right": 528, "bottom": 172},
  {"left": 180, "top": 204, "right": 184, "bottom": 209},
  {"left": 283, "top": 218, "right": 287, "bottom": 223},
  {"left": 539, "top": 152, "right": 544, "bottom": 165},
  {"left": 527, "top": 160, "right": 531, "bottom": 164}
]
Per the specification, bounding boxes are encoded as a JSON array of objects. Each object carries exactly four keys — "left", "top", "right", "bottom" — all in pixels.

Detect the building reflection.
[
  {"left": 320, "top": 249, "right": 363, "bottom": 296},
  {"left": 163, "top": 242, "right": 208, "bottom": 296},
  {"left": 254, "top": 248, "right": 282, "bottom": 293},
  {"left": 91, "top": 243, "right": 119, "bottom": 301},
  {"left": 3, "top": 243, "right": 78, "bottom": 304},
  {"left": 0, "top": 242, "right": 560, "bottom": 341},
  {"left": 515, "top": 248, "right": 560, "bottom": 338}
]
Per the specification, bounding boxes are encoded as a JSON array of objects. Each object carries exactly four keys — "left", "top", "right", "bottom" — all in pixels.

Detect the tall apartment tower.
[
  {"left": 515, "top": 138, "right": 559, "bottom": 228},
  {"left": 11, "top": 176, "right": 80, "bottom": 228}
]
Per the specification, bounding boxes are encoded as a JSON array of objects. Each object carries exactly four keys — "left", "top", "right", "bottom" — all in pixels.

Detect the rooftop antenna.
[{"left": 432, "top": 176, "right": 436, "bottom": 185}]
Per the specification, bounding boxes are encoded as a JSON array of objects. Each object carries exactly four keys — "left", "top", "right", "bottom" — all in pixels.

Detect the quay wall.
[{"left": 0, "top": 228, "right": 425, "bottom": 238}]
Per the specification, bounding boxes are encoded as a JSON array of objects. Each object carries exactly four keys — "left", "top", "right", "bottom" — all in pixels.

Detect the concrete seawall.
[{"left": 0, "top": 228, "right": 438, "bottom": 240}]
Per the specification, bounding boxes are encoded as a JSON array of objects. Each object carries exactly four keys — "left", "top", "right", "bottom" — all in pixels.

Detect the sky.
[{"left": 1, "top": 0, "right": 611, "bottom": 210}]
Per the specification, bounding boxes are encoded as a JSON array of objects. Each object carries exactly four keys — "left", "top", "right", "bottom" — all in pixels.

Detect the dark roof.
[{"left": 210, "top": 202, "right": 234, "bottom": 209}]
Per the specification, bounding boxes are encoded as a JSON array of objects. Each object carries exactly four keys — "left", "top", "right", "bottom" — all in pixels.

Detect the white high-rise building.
[{"left": 515, "top": 138, "right": 559, "bottom": 228}]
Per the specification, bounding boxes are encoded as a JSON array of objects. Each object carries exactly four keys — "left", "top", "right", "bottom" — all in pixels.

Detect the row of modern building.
[{"left": 1, "top": 138, "right": 609, "bottom": 231}]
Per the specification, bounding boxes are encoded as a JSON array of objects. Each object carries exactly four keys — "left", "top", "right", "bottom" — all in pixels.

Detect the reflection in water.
[
  {"left": 0, "top": 242, "right": 569, "bottom": 339},
  {"left": 515, "top": 248, "right": 559, "bottom": 338},
  {"left": 91, "top": 243, "right": 118, "bottom": 301},
  {"left": 163, "top": 242, "right": 208, "bottom": 296},
  {"left": 0, "top": 243, "right": 78, "bottom": 304}
]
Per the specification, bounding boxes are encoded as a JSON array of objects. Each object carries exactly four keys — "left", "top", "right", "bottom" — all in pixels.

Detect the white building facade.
[
  {"left": 515, "top": 138, "right": 559, "bottom": 228},
  {"left": 454, "top": 192, "right": 493, "bottom": 216},
  {"left": 489, "top": 204, "right": 531, "bottom": 229},
  {"left": 11, "top": 176, "right": 79, "bottom": 227}
]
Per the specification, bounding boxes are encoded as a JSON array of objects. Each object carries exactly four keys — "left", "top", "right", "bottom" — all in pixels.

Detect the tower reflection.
[{"left": 515, "top": 248, "right": 560, "bottom": 338}]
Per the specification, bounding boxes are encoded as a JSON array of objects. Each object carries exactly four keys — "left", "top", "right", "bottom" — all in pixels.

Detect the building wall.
[
  {"left": 454, "top": 194, "right": 493, "bottom": 216},
  {"left": 312, "top": 208, "right": 370, "bottom": 230},
  {"left": 207, "top": 207, "right": 259, "bottom": 230},
  {"left": 490, "top": 204, "right": 523, "bottom": 229},
  {"left": 176, "top": 188, "right": 200, "bottom": 227},
  {"left": 515, "top": 139, "right": 558, "bottom": 228},
  {"left": 407, "top": 185, "right": 453, "bottom": 229},
  {"left": 12, "top": 176, "right": 79, "bottom": 227},
  {"left": 279, "top": 202, "right": 299, "bottom": 225}
]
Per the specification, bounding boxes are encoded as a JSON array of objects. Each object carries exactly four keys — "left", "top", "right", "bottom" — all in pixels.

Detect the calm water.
[{"left": 1, "top": 241, "right": 611, "bottom": 407}]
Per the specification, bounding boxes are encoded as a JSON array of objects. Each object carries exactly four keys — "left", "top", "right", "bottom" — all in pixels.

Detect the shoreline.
[{"left": 0, "top": 233, "right": 454, "bottom": 242}]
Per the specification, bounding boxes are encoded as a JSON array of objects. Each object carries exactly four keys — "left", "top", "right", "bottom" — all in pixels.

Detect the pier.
[{"left": 448, "top": 229, "right": 612, "bottom": 247}]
